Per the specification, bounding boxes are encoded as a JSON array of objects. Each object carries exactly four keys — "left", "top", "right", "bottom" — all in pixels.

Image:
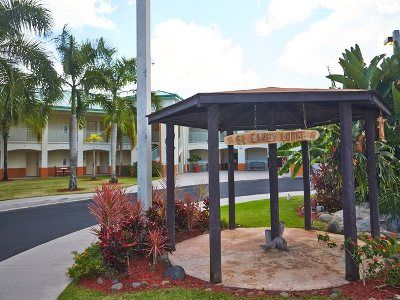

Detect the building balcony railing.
[
  {"left": 188, "top": 131, "right": 227, "bottom": 143},
  {"left": 48, "top": 129, "right": 69, "bottom": 143},
  {"left": 8, "top": 128, "right": 38, "bottom": 142}
]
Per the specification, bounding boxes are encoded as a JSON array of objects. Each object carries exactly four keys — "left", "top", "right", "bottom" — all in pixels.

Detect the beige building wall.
[
  {"left": 8, "top": 150, "right": 27, "bottom": 168},
  {"left": 48, "top": 150, "right": 70, "bottom": 167}
]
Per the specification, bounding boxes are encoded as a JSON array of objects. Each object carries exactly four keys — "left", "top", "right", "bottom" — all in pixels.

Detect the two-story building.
[
  {"left": 0, "top": 90, "right": 290, "bottom": 179},
  {"left": 0, "top": 91, "right": 185, "bottom": 179}
]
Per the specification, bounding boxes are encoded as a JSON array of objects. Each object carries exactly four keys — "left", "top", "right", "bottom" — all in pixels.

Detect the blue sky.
[{"left": 44, "top": 0, "right": 399, "bottom": 98}]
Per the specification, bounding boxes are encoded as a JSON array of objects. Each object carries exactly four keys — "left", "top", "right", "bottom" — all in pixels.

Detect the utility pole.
[{"left": 136, "top": 0, "right": 152, "bottom": 209}]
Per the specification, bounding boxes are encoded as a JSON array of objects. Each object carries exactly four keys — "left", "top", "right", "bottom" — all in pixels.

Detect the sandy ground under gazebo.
[{"left": 170, "top": 228, "right": 348, "bottom": 291}]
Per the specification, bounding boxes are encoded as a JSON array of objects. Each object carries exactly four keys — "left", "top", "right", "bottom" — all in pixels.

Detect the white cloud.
[
  {"left": 257, "top": 0, "right": 400, "bottom": 77},
  {"left": 151, "top": 19, "right": 260, "bottom": 98},
  {"left": 42, "top": 0, "right": 117, "bottom": 30},
  {"left": 255, "top": 0, "right": 321, "bottom": 36}
]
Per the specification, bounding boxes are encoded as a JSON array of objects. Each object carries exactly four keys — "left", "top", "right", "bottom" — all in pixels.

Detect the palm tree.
[
  {"left": 87, "top": 56, "right": 162, "bottom": 182},
  {"left": 55, "top": 28, "right": 113, "bottom": 190},
  {"left": 0, "top": 0, "right": 61, "bottom": 181}
]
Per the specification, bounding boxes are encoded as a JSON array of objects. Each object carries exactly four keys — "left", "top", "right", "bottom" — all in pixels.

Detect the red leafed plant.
[
  {"left": 145, "top": 229, "right": 169, "bottom": 271},
  {"left": 89, "top": 183, "right": 132, "bottom": 231},
  {"left": 89, "top": 184, "right": 137, "bottom": 274},
  {"left": 98, "top": 226, "right": 134, "bottom": 275},
  {"left": 182, "top": 193, "right": 200, "bottom": 231}
]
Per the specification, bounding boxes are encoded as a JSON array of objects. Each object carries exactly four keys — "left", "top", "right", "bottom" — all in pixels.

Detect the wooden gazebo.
[{"left": 147, "top": 87, "right": 390, "bottom": 284}]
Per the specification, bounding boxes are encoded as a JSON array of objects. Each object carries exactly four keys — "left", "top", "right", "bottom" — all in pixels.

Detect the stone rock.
[
  {"left": 394, "top": 294, "right": 400, "bottom": 300},
  {"left": 159, "top": 254, "right": 172, "bottom": 270},
  {"left": 280, "top": 291, "right": 289, "bottom": 298},
  {"left": 111, "top": 279, "right": 119, "bottom": 284},
  {"left": 111, "top": 282, "right": 123, "bottom": 291},
  {"left": 131, "top": 282, "right": 142, "bottom": 288},
  {"left": 329, "top": 292, "right": 339, "bottom": 299},
  {"left": 96, "top": 277, "right": 104, "bottom": 285},
  {"left": 140, "top": 281, "right": 148, "bottom": 288},
  {"left": 163, "top": 265, "right": 186, "bottom": 280},
  {"left": 318, "top": 213, "right": 333, "bottom": 223},
  {"left": 260, "top": 237, "right": 288, "bottom": 251},
  {"left": 330, "top": 288, "right": 341, "bottom": 295},
  {"left": 327, "top": 220, "right": 342, "bottom": 234},
  {"left": 151, "top": 283, "right": 160, "bottom": 288},
  {"left": 368, "top": 298, "right": 376, "bottom": 300},
  {"left": 205, "top": 288, "right": 212, "bottom": 292}
]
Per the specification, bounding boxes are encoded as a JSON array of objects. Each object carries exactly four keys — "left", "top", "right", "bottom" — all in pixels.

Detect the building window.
[
  {"left": 63, "top": 125, "right": 68, "bottom": 134},
  {"left": 62, "top": 158, "right": 67, "bottom": 166}
]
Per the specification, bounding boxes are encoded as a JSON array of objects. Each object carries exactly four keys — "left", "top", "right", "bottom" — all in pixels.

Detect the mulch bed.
[{"left": 79, "top": 229, "right": 400, "bottom": 299}]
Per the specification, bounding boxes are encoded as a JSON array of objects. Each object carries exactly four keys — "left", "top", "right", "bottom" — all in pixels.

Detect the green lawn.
[
  {"left": 0, "top": 175, "right": 139, "bottom": 201},
  {"left": 221, "top": 196, "right": 306, "bottom": 228},
  {"left": 58, "top": 285, "right": 328, "bottom": 300}
]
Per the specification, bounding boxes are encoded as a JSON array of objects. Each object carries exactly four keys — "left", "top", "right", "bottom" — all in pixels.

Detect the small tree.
[{"left": 86, "top": 133, "right": 102, "bottom": 180}]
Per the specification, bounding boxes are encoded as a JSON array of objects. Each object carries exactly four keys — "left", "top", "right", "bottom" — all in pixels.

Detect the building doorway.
[{"left": 26, "top": 151, "right": 39, "bottom": 177}]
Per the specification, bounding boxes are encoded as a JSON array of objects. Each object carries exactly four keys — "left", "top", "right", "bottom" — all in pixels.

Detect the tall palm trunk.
[
  {"left": 110, "top": 122, "right": 118, "bottom": 183},
  {"left": 118, "top": 130, "right": 123, "bottom": 176},
  {"left": 69, "top": 114, "right": 78, "bottom": 190},
  {"left": 2, "top": 131, "right": 8, "bottom": 181}
]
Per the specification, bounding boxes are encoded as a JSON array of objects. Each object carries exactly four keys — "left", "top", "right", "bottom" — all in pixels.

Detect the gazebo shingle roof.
[{"left": 147, "top": 87, "right": 390, "bottom": 130}]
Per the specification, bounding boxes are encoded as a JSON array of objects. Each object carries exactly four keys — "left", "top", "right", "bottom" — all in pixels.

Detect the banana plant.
[{"left": 327, "top": 44, "right": 400, "bottom": 120}]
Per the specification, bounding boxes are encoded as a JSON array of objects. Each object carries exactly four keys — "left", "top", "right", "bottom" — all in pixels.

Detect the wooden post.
[
  {"left": 339, "top": 102, "right": 360, "bottom": 281},
  {"left": 365, "top": 111, "right": 380, "bottom": 238},
  {"left": 166, "top": 123, "right": 176, "bottom": 250},
  {"left": 301, "top": 141, "right": 312, "bottom": 230},
  {"left": 208, "top": 105, "right": 222, "bottom": 284},
  {"left": 267, "top": 106, "right": 280, "bottom": 239},
  {"left": 227, "top": 130, "right": 235, "bottom": 230}
]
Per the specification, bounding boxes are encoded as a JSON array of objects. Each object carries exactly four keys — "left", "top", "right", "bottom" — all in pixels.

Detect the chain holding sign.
[{"left": 224, "top": 130, "right": 320, "bottom": 146}]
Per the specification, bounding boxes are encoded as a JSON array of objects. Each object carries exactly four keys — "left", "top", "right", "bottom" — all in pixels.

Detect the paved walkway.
[
  {"left": 171, "top": 228, "right": 348, "bottom": 291},
  {"left": 0, "top": 228, "right": 95, "bottom": 300},
  {"left": 0, "top": 171, "right": 282, "bottom": 212}
]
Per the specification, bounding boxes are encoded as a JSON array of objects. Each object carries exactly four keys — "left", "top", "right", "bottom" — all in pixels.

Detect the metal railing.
[
  {"left": 8, "top": 128, "right": 38, "bottom": 142},
  {"left": 188, "top": 131, "right": 227, "bottom": 143},
  {"left": 48, "top": 129, "right": 69, "bottom": 143}
]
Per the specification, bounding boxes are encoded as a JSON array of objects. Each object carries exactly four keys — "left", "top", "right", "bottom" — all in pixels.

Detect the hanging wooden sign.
[{"left": 224, "top": 130, "right": 320, "bottom": 145}]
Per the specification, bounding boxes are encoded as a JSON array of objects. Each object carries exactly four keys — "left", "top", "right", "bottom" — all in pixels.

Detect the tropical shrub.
[
  {"left": 145, "top": 229, "right": 169, "bottom": 271},
  {"left": 181, "top": 193, "right": 200, "bottom": 231},
  {"left": 318, "top": 233, "right": 400, "bottom": 285},
  {"left": 67, "top": 243, "right": 106, "bottom": 283},
  {"left": 311, "top": 149, "right": 342, "bottom": 212},
  {"left": 98, "top": 227, "right": 134, "bottom": 275},
  {"left": 346, "top": 234, "right": 400, "bottom": 284},
  {"left": 88, "top": 184, "right": 131, "bottom": 230},
  {"left": 78, "top": 183, "right": 210, "bottom": 281}
]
